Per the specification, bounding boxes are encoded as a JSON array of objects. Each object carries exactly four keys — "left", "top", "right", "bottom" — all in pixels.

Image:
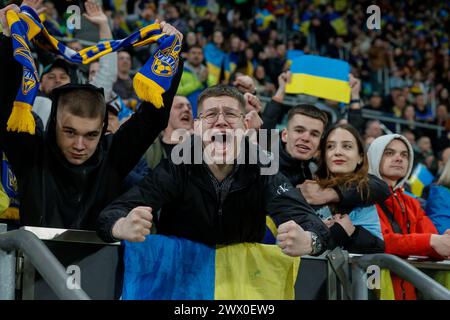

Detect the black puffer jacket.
[
  {"left": 0, "top": 34, "right": 182, "bottom": 230},
  {"left": 97, "top": 136, "right": 330, "bottom": 252},
  {"left": 279, "top": 138, "right": 314, "bottom": 187}
]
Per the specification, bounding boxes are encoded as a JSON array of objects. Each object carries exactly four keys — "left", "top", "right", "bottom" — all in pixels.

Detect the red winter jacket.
[{"left": 375, "top": 187, "right": 440, "bottom": 300}]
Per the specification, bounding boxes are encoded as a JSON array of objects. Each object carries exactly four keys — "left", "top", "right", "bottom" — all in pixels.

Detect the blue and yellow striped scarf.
[{"left": 6, "top": 5, "right": 181, "bottom": 135}]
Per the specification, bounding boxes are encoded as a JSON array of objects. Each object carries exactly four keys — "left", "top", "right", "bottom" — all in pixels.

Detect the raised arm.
[
  {"left": 0, "top": 5, "right": 40, "bottom": 178},
  {"left": 299, "top": 175, "right": 390, "bottom": 208},
  {"left": 107, "top": 21, "right": 184, "bottom": 177},
  {"left": 336, "top": 174, "right": 390, "bottom": 208},
  {"left": 108, "top": 56, "right": 183, "bottom": 177},
  {"left": 261, "top": 72, "right": 291, "bottom": 130},
  {"left": 84, "top": 0, "right": 117, "bottom": 101}
]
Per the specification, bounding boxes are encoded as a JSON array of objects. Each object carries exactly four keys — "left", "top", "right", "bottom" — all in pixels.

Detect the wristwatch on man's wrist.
[{"left": 310, "top": 232, "right": 322, "bottom": 255}]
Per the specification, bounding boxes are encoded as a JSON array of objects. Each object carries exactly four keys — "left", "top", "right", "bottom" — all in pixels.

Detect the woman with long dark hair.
[{"left": 313, "top": 124, "right": 385, "bottom": 253}]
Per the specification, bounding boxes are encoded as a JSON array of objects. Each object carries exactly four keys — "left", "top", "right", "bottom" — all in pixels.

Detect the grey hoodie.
[{"left": 367, "top": 134, "right": 414, "bottom": 190}]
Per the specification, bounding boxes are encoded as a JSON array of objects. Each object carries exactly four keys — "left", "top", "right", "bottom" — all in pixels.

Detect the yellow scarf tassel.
[{"left": 7, "top": 101, "right": 35, "bottom": 135}]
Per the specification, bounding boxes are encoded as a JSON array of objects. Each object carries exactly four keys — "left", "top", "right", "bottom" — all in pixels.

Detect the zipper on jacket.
[
  {"left": 393, "top": 190, "right": 410, "bottom": 233},
  {"left": 400, "top": 280, "right": 406, "bottom": 300},
  {"left": 217, "top": 188, "right": 223, "bottom": 216}
]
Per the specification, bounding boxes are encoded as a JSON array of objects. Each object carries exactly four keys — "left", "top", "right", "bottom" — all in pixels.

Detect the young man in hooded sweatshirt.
[
  {"left": 0, "top": 3, "right": 183, "bottom": 230},
  {"left": 367, "top": 134, "right": 450, "bottom": 300}
]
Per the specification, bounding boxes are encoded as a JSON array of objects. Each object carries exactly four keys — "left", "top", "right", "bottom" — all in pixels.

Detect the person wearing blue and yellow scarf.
[
  {"left": 0, "top": 2, "right": 183, "bottom": 230},
  {"left": 0, "top": 151, "right": 20, "bottom": 223}
]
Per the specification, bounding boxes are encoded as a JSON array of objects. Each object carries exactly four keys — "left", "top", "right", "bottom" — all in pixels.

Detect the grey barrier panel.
[
  {"left": 0, "top": 227, "right": 90, "bottom": 300},
  {"left": 295, "top": 256, "right": 330, "bottom": 300},
  {"left": 0, "top": 223, "right": 16, "bottom": 300},
  {"left": 6, "top": 225, "right": 450, "bottom": 300},
  {"left": 351, "top": 263, "right": 369, "bottom": 300},
  {"left": 20, "top": 227, "right": 121, "bottom": 300}
]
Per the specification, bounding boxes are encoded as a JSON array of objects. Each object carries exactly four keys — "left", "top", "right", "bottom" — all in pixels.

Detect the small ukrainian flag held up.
[
  {"left": 122, "top": 235, "right": 300, "bottom": 300},
  {"left": 286, "top": 49, "right": 304, "bottom": 68},
  {"left": 408, "top": 163, "right": 434, "bottom": 197},
  {"left": 285, "top": 55, "right": 351, "bottom": 103}
]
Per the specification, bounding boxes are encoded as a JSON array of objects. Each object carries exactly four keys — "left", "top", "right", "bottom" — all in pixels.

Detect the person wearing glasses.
[{"left": 97, "top": 85, "right": 330, "bottom": 258}]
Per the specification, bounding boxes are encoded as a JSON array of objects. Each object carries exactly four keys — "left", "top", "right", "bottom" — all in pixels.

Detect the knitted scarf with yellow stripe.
[{"left": 5, "top": 5, "right": 181, "bottom": 135}]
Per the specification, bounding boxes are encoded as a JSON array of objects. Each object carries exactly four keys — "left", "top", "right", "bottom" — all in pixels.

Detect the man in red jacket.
[{"left": 368, "top": 134, "right": 450, "bottom": 300}]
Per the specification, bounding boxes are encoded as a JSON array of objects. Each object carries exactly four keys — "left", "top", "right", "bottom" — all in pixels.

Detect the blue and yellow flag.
[
  {"left": 255, "top": 9, "right": 275, "bottom": 31},
  {"left": 190, "top": 0, "right": 208, "bottom": 16},
  {"left": 122, "top": 235, "right": 300, "bottom": 300},
  {"left": 6, "top": 5, "right": 181, "bottom": 134},
  {"left": 285, "top": 55, "right": 351, "bottom": 103},
  {"left": 408, "top": 163, "right": 434, "bottom": 197},
  {"left": 0, "top": 152, "right": 19, "bottom": 220},
  {"left": 286, "top": 49, "right": 304, "bottom": 68},
  {"left": 204, "top": 43, "right": 230, "bottom": 86}
]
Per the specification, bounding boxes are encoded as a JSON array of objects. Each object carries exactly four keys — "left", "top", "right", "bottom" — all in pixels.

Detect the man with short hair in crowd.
[
  {"left": 0, "top": 3, "right": 183, "bottom": 230},
  {"left": 368, "top": 134, "right": 450, "bottom": 300},
  {"left": 97, "top": 85, "right": 330, "bottom": 258},
  {"left": 144, "top": 95, "right": 194, "bottom": 170},
  {"left": 113, "top": 50, "right": 139, "bottom": 110}
]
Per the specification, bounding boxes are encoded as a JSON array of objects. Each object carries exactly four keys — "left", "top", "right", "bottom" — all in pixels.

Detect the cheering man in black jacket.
[
  {"left": 97, "top": 85, "right": 330, "bottom": 257},
  {"left": 0, "top": 4, "right": 183, "bottom": 230}
]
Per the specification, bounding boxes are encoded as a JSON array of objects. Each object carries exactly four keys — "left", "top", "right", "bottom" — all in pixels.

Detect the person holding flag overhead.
[{"left": 0, "top": 1, "right": 183, "bottom": 230}]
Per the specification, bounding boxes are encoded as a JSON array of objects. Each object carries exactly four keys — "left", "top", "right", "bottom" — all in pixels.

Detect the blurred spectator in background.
[
  {"left": 364, "top": 120, "right": 383, "bottom": 146},
  {"left": 392, "top": 94, "right": 407, "bottom": 118},
  {"left": 253, "top": 64, "right": 276, "bottom": 96},
  {"left": 113, "top": 51, "right": 139, "bottom": 110},
  {"left": 414, "top": 94, "right": 434, "bottom": 123},
  {"left": 177, "top": 45, "right": 207, "bottom": 115},
  {"left": 416, "top": 136, "right": 438, "bottom": 174},
  {"left": 434, "top": 104, "right": 449, "bottom": 129},
  {"left": 111, "top": 11, "right": 130, "bottom": 39},
  {"left": 368, "top": 38, "right": 391, "bottom": 95},
  {"left": 39, "top": 59, "right": 71, "bottom": 97},
  {"left": 263, "top": 41, "right": 287, "bottom": 85},
  {"left": 144, "top": 96, "right": 193, "bottom": 170},
  {"left": 165, "top": 4, "right": 188, "bottom": 35},
  {"left": 426, "top": 160, "right": 450, "bottom": 235},
  {"left": 365, "top": 92, "right": 386, "bottom": 113}
]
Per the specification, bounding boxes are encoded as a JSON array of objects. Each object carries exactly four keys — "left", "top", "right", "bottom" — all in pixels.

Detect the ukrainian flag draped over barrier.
[
  {"left": 122, "top": 235, "right": 300, "bottom": 300},
  {"left": 5, "top": 5, "right": 181, "bottom": 135},
  {"left": 285, "top": 55, "right": 351, "bottom": 103},
  {"left": 408, "top": 163, "right": 434, "bottom": 197}
]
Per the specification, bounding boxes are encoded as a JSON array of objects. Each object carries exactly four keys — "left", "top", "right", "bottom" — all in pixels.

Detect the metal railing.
[
  {"left": 350, "top": 253, "right": 450, "bottom": 300},
  {"left": 259, "top": 95, "right": 339, "bottom": 123},
  {"left": 0, "top": 225, "right": 90, "bottom": 300},
  {"left": 258, "top": 95, "right": 446, "bottom": 137},
  {"left": 361, "top": 109, "right": 446, "bottom": 137}
]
